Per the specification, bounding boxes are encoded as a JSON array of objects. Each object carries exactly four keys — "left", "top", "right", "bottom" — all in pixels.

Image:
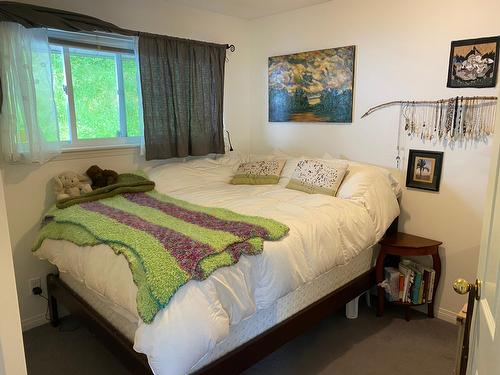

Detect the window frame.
[{"left": 48, "top": 30, "right": 142, "bottom": 150}]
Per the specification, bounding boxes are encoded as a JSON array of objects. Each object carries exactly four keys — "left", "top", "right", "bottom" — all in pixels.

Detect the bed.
[{"left": 35, "top": 153, "right": 401, "bottom": 375}]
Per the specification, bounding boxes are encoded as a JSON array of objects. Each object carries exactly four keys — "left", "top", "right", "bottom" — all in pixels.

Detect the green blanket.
[
  {"left": 56, "top": 173, "right": 155, "bottom": 209},
  {"left": 34, "top": 191, "right": 289, "bottom": 323}
]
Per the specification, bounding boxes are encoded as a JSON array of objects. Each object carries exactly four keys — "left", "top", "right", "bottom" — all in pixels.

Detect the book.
[
  {"left": 418, "top": 265, "right": 435, "bottom": 303},
  {"left": 398, "top": 259, "right": 436, "bottom": 304},
  {"left": 422, "top": 270, "right": 431, "bottom": 303},
  {"left": 398, "top": 263, "right": 412, "bottom": 302},
  {"left": 415, "top": 263, "right": 427, "bottom": 304},
  {"left": 405, "top": 262, "right": 422, "bottom": 304},
  {"left": 426, "top": 268, "right": 436, "bottom": 302},
  {"left": 406, "top": 269, "right": 415, "bottom": 303},
  {"left": 412, "top": 269, "right": 422, "bottom": 304},
  {"left": 418, "top": 277, "right": 425, "bottom": 304},
  {"left": 399, "top": 260, "right": 437, "bottom": 305},
  {"left": 398, "top": 273, "right": 404, "bottom": 301}
]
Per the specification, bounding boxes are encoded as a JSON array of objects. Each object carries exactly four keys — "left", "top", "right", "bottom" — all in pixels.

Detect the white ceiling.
[{"left": 166, "top": 0, "right": 331, "bottom": 20}]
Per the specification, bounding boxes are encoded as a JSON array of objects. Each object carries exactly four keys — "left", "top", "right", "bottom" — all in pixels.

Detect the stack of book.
[{"left": 383, "top": 260, "right": 436, "bottom": 304}]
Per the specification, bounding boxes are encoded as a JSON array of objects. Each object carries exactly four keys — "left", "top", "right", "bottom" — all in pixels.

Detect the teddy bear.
[
  {"left": 54, "top": 171, "right": 92, "bottom": 201},
  {"left": 85, "top": 165, "right": 119, "bottom": 189}
]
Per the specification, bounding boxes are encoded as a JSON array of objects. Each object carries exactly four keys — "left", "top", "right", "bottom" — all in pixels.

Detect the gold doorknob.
[
  {"left": 453, "top": 279, "right": 472, "bottom": 295},
  {"left": 453, "top": 278, "right": 482, "bottom": 300}
]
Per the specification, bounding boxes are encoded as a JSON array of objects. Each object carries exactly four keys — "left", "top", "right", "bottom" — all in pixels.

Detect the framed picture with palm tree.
[{"left": 406, "top": 150, "right": 444, "bottom": 191}]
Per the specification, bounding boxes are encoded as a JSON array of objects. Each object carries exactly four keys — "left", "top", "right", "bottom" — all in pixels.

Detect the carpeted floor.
[{"left": 23, "top": 302, "right": 458, "bottom": 375}]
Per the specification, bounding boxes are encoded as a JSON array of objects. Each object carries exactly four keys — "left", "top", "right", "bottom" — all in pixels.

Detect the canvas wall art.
[
  {"left": 447, "top": 36, "right": 500, "bottom": 88},
  {"left": 268, "top": 46, "right": 355, "bottom": 123}
]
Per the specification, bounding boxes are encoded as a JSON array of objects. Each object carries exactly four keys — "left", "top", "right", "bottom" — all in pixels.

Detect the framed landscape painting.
[
  {"left": 406, "top": 150, "right": 444, "bottom": 192},
  {"left": 268, "top": 45, "right": 355, "bottom": 123},
  {"left": 447, "top": 36, "right": 500, "bottom": 88}
]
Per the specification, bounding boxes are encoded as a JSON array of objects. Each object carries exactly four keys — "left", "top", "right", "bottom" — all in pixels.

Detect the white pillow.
[
  {"left": 321, "top": 153, "right": 402, "bottom": 198},
  {"left": 278, "top": 156, "right": 306, "bottom": 186},
  {"left": 335, "top": 162, "right": 401, "bottom": 241}
]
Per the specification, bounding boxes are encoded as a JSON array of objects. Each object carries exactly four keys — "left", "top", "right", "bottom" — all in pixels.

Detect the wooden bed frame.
[{"left": 47, "top": 217, "right": 398, "bottom": 375}]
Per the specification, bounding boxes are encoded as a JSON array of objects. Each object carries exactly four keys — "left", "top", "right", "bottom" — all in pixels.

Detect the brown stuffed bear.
[{"left": 86, "top": 165, "right": 119, "bottom": 189}]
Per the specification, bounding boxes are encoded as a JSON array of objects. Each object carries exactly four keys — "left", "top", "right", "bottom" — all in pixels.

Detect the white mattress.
[
  {"left": 60, "top": 272, "right": 137, "bottom": 342},
  {"left": 191, "top": 245, "right": 374, "bottom": 371},
  {"left": 58, "top": 245, "right": 374, "bottom": 373},
  {"left": 35, "top": 154, "right": 400, "bottom": 375}
]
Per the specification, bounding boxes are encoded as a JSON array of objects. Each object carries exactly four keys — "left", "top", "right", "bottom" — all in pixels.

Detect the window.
[{"left": 48, "top": 30, "right": 142, "bottom": 149}]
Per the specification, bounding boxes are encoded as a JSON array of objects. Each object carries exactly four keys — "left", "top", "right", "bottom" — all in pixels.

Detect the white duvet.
[{"left": 35, "top": 154, "right": 400, "bottom": 375}]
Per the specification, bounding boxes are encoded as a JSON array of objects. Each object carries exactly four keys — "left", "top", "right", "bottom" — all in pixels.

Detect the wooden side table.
[{"left": 376, "top": 232, "right": 442, "bottom": 321}]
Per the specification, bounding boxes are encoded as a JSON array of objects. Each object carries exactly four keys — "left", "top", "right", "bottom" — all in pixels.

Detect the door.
[{"left": 454, "top": 101, "right": 500, "bottom": 375}]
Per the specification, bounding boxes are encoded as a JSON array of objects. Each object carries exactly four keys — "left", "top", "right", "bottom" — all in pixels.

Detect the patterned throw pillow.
[
  {"left": 230, "top": 160, "right": 286, "bottom": 185},
  {"left": 286, "top": 159, "right": 348, "bottom": 196}
]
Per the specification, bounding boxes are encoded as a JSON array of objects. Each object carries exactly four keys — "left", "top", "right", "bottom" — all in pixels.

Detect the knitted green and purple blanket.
[{"left": 33, "top": 191, "right": 289, "bottom": 323}]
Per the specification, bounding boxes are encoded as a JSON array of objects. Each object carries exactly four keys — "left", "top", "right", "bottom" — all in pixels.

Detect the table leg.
[
  {"left": 376, "top": 249, "right": 387, "bottom": 317},
  {"left": 405, "top": 305, "right": 411, "bottom": 322},
  {"left": 428, "top": 248, "right": 441, "bottom": 318}
]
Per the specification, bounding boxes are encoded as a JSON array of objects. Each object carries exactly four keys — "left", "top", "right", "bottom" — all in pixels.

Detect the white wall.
[
  {"left": 4, "top": 149, "right": 144, "bottom": 329},
  {"left": 6, "top": 0, "right": 253, "bottom": 329},
  {"left": 0, "top": 170, "right": 27, "bottom": 375},
  {"left": 247, "top": 0, "right": 500, "bottom": 320}
]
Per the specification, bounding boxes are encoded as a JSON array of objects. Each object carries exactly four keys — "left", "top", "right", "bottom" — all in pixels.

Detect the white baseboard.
[
  {"left": 409, "top": 303, "right": 457, "bottom": 324},
  {"left": 437, "top": 307, "right": 457, "bottom": 324},
  {"left": 20, "top": 305, "right": 457, "bottom": 331},
  {"left": 22, "top": 313, "right": 48, "bottom": 331}
]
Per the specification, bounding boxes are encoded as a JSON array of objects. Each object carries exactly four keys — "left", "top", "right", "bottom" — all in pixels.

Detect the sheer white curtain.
[
  {"left": 0, "top": 22, "right": 61, "bottom": 164},
  {"left": 133, "top": 36, "right": 145, "bottom": 156}
]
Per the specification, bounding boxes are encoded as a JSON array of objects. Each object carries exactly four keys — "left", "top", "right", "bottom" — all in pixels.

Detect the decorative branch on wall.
[
  {"left": 362, "top": 96, "right": 497, "bottom": 141},
  {"left": 362, "top": 96, "right": 498, "bottom": 168}
]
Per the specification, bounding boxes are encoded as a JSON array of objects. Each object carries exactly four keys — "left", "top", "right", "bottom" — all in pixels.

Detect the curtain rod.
[
  {"left": 361, "top": 96, "right": 498, "bottom": 118},
  {"left": 0, "top": 2, "right": 236, "bottom": 51}
]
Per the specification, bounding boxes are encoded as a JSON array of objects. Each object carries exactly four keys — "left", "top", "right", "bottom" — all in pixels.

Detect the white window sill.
[{"left": 53, "top": 144, "right": 141, "bottom": 161}]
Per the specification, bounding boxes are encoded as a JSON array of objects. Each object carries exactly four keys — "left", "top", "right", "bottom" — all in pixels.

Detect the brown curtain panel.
[
  {"left": 138, "top": 33, "right": 226, "bottom": 160},
  {"left": 0, "top": 1, "right": 134, "bottom": 34}
]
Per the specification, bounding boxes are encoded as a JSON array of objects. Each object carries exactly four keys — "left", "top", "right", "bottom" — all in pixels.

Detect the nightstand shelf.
[
  {"left": 390, "top": 301, "right": 426, "bottom": 307},
  {"left": 376, "top": 232, "right": 442, "bottom": 321}
]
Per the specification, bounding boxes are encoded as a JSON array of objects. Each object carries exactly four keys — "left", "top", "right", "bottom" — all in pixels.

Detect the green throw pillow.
[
  {"left": 230, "top": 160, "right": 286, "bottom": 185},
  {"left": 286, "top": 159, "right": 348, "bottom": 196}
]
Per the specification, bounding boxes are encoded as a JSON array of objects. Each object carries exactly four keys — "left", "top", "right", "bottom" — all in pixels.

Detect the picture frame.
[
  {"left": 447, "top": 36, "right": 500, "bottom": 88},
  {"left": 406, "top": 150, "right": 444, "bottom": 192}
]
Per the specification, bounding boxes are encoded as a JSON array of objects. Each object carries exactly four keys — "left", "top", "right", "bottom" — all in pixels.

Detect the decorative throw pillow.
[
  {"left": 230, "top": 160, "right": 286, "bottom": 185},
  {"left": 286, "top": 159, "right": 348, "bottom": 196}
]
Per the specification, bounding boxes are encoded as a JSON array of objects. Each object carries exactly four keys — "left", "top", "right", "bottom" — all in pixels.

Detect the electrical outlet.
[{"left": 29, "top": 277, "right": 41, "bottom": 295}]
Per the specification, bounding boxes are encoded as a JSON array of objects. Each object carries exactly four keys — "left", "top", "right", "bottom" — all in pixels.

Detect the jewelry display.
[{"left": 362, "top": 96, "right": 497, "bottom": 168}]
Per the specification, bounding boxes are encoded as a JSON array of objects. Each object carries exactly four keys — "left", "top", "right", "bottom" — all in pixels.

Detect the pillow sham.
[
  {"left": 286, "top": 159, "right": 348, "bottom": 196},
  {"left": 230, "top": 160, "right": 286, "bottom": 185}
]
